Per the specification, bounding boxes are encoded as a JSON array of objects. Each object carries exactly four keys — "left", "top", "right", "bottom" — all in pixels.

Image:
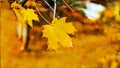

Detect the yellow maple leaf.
[
  {"left": 43, "top": 17, "right": 76, "bottom": 50},
  {"left": 21, "top": 8, "right": 39, "bottom": 27}
]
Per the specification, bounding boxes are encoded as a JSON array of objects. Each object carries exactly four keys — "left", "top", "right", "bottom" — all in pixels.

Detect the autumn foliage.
[{"left": 1, "top": 0, "right": 120, "bottom": 68}]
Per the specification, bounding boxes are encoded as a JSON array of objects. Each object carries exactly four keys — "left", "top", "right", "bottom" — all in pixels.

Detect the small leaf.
[{"left": 21, "top": 8, "right": 39, "bottom": 27}]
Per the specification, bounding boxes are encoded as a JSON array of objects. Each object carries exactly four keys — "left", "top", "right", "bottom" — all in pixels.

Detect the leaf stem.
[
  {"left": 62, "top": 0, "right": 74, "bottom": 12},
  {"left": 34, "top": 3, "right": 51, "bottom": 24},
  {"left": 53, "top": 0, "right": 56, "bottom": 19}
]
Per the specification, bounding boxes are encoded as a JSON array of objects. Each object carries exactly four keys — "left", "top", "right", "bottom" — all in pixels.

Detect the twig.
[
  {"left": 44, "top": 0, "right": 54, "bottom": 11},
  {"left": 43, "top": 0, "right": 60, "bottom": 19},
  {"left": 53, "top": 0, "right": 56, "bottom": 19},
  {"left": 34, "top": 3, "right": 51, "bottom": 24},
  {"left": 62, "top": 0, "right": 74, "bottom": 12}
]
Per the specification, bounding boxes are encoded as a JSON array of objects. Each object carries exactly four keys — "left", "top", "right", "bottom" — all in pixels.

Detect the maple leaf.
[
  {"left": 43, "top": 17, "right": 76, "bottom": 50},
  {"left": 21, "top": 8, "right": 39, "bottom": 27}
]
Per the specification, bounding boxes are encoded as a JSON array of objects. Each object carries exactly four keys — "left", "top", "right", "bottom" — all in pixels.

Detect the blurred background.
[{"left": 1, "top": 0, "right": 120, "bottom": 68}]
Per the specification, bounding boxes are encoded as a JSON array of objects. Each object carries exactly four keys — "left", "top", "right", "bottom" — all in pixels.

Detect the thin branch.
[
  {"left": 34, "top": 3, "right": 51, "bottom": 24},
  {"left": 44, "top": 0, "right": 60, "bottom": 19},
  {"left": 44, "top": 0, "right": 54, "bottom": 11},
  {"left": 53, "top": 0, "right": 56, "bottom": 19},
  {"left": 62, "top": 0, "right": 74, "bottom": 12}
]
